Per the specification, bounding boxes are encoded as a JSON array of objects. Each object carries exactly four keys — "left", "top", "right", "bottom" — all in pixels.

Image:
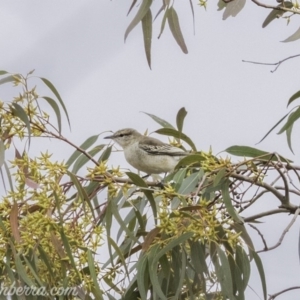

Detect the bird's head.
[{"left": 104, "top": 128, "right": 141, "bottom": 148}]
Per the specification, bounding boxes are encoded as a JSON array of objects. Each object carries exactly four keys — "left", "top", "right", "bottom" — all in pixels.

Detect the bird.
[{"left": 104, "top": 128, "right": 188, "bottom": 174}]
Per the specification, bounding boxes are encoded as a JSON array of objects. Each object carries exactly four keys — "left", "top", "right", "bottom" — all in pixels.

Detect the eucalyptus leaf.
[
  {"left": 167, "top": 7, "right": 188, "bottom": 54},
  {"left": 142, "top": 9, "right": 152, "bottom": 69}
]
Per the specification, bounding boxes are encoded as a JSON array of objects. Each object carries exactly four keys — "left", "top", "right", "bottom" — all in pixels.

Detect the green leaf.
[
  {"left": 0, "top": 140, "right": 4, "bottom": 168},
  {"left": 282, "top": 26, "right": 300, "bottom": 42},
  {"left": 225, "top": 145, "right": 291, "bottom": 162},
  {"left": 0, "top": 70, "right": 8, "bottom": 76},
  {"left": 87, "top": 249, "right": 104, "bottom": 299},
  {"left": 178, "top": 170, "right": 202, "bottom": 195},
  {"left": 175, "top": 153, "right": 206, "bottom": 169},
  {"left": 66, "top": 134, "right": 99, "bottom": 167},
  {"left": 60, "top": 228, "right": 81, "bottom": 280},
  {"left": 107, "top": 236, "right": 129, "bottom": 277},
  {"left": 288, "top": 90, "right": 300, "bottom": 106},
  {"left": 223, "top": 0, "right": 246, "bottom": 20},
  {"left": 176, "top": 107, "right": 187, "bottom": 133},
  {"left": 11, "top": 103, "right": 31, "bottom": 146},
  {"left": 231, "top": 223, "right": 254, "bottom": 253},
  {"left": 167, "top": 7, "right": 188, "bottom": 54},
  {"left": 236, "top": 246, "right": 251, "bottom": 290},
  {"left": 72, "top": 145, "right": 105, "bottom": 174},
  {"left": 40, "top": 77, "right": 71, "bottom": 129},
  {"left": 158, "top": 7, "right": 169, "bottom": 39},
  {"left": 286, "top": 118, "right": 294, "bottom": 154},
  {"left": 189, "top": 240, "right": 209, "bottom": 276},
  {"left": 126, "top": 172, "right": 157, "bottom": 223},
  {"left": 262, "top": 2, "right": 293, "bottom": 28},
  {"left": 258, "top": 111, "right": 290, "bottom": 143},
  {"left": 0, "top": 75, "right": 16, "bottom": 85},
  {"left": 23, "top": 255, "right": 44, "bottom": 287},
  {"left": 99, "top": 145, "right": 112, "bottom": 162},
  {"left": 215, "top": 246, "right": 234, "bottom": 299},
  {"left": 125, "top": 0, "right": 152, "bottom": 41},
  {"left": 127, "top": 0, "right": 138, "bottom": 16},
  {"left": 41, "top": 96, "right": 62, "bottom": 134},
  {"left": 221, "top": 180, "right": 244, "bottom": 223},
  {"left": 15, "top": 254, "right": 36, "bottom": 287},
  {"left": 252, "top": 251, "right": 267, "bottom": 300},
  {"left": 155, "top": 127, "right": 196, "bottom": 151},
  {"left": 137, "top": 255, "right": 149, "bottom": 300},
  {"left": 213, "top": 168, "right": 226, "bottom": 187},
  {"left": 142, "top": 9, "right": 152, "bottom": 69},
  {"left": 278, "top": 106, "right": 300, "bottom": 135},
  {"left": 142, "top": 111, "right": 175, "bottom": 128}
]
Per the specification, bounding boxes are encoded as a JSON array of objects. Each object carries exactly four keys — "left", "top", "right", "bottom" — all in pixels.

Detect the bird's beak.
[{"left": 104, "top": 134, "right": 114, "bottom": 139}]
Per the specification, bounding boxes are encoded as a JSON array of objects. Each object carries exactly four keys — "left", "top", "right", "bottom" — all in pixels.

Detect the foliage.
[
  {"left": 124, "top": 0, "right": 300, "bottom": 68},
  {"left": 1, "top": 71, "right": 300, "bottom": 299}
]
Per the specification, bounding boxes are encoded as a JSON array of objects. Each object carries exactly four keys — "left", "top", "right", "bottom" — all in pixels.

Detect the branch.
[
  {"left": 268, "top": 286, "right": 300, "bottom": 300},
  {"left": 257, "top": 207, "right": 300, "bottom": 253},
  {"left": 242, "top": 54, "right": 300, "bottom": 73},
  {"left": 251, "top": 0, "right": 299, "bottom": 14},
  {"left": 244, "top": 208, "right": 289, "bottom": 222}
]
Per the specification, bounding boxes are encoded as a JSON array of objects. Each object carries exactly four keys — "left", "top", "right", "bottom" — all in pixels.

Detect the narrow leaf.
[
  {"left": 142, "top": 111, "right": 175, "bottom": 128},
  {"left": 223, "top": 0, "right": 246, "bottom": 20},
  {"left": 282, "top": 26, "right": 300, "bottom": 42},
  {"left": 216, "top": 246, "right": 234, "bottom": 299},
  {"left": 288, "top": 90, "right": 300, "bottom": 106},
  {"left": 125, "top": 0, "right": 152, "bottom": 41},
  {"left": 127, "top": 0, "right": 138, "bottom": 16},
  {"left": 72, "top": 145, "right": 105, "bottom": 174},
  {"left": 286, "top": 118, "right": 294, "bottom": 154},
  {"left": 252, "top": 251, "right": 267, "bottom": 300},
  {"left": 176, "top": 107, "right": 187, "bottom": 133},
  {"left": 167, "top": 7, "right": 188, "bottom": 54},
  {"left": 262, "top": 2, "right": 293, "bottom": 28},
  {"left": 137, "top": 255, "right": 149, "bottom": 300},
  {"left": 278, "top": 107, "right": 300, "bottom": 134},
  {"left": 41, "top": 96, "right": 62, "bottom": 133},
  {"left": 11, "top": 103, "right": 31, "bottom": 145},
  {"left": 175, "top": 153, "right": 206, "bottom": 169},
  {"left": 0, "top": 75, "right": 16, "bottom": 85},
  {"left": 126, "top": 172, "right": 157, "bottom": 223},
  {"left": 66, "top": 134, "right": 99, "bottom": 167},
  {"left": 0, "top": 140, "right": 4, "bottom": 168},
  {"left": 0, "top": 70, "right": 8, "bottom": 76},
  {"left": 155, "top": 127, "right": 196, "bottom": 151},
  {"left": 15, "top": 254, "right": 36, "bottom": 287},
  {"left": 99, "top": 145, "right": 112, "bottom": 162},
  {"left": 10, "top": 202, "right": 20, "bottom": 243},
  {"left": 87, "top": 249, "right": 104, "bottom": 299},
  {"left": 258, "top": 111, "right": 290, "bottom": 143},
  {"left": 40, "top": 77, "right": 71, "bottom": 129},
  {"left": 158, "top": 8, "right": 169, "bottom": 39},
  {"left": 221, "top": 180, "right": 244, "bottom": 223},
  {"left": 225, "top": 145, "right": 291, "bottom": 162},
  {"left": 142, "top": 9, "right": 152, "bottom": 69}
]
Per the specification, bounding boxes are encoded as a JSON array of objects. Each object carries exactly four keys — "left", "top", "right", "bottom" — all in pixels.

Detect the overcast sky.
[{"left": 1, "top": 1, "right": 300, "bottom": 299}]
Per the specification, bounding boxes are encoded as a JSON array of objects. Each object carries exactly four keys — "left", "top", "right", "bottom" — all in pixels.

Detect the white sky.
[{"left": 1, "top": 1, "right": 300, "bottom": 299}]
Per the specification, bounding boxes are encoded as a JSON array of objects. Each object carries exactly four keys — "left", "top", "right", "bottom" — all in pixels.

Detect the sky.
[{"left": 1, "top": 0, "right": 300, "bottom": 299}]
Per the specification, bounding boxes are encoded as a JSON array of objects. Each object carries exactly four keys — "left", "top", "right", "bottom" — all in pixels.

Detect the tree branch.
[
  {"left": 268, "top": 286, "right": 300, "bottom": 300},
  {"left": 242, "top": 54, "right": 300, "bottom": 73}
]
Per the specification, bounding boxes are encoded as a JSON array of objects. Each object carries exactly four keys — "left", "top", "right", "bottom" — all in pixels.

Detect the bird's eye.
[{"left": 119, "top": 134, "right": 124, "bottom": 137}]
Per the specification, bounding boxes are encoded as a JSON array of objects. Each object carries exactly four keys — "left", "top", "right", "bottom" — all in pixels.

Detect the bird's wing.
[{"left": 138, "top": 137, "right": 187, "bottom": 157}]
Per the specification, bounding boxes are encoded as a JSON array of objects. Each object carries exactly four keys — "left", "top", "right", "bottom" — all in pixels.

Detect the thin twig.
[
  {"left": 244, "top": 208, "right": 289, "bottom": 223},
  {"left": 257, "top": 207, "right": 300, "bottom": 253},
  {"left": 243, "top": 54, "right": 300, "bottom": 73},
  {"left": 268, "top": 286, "right": 300, "bottom": 300},
  {"left": 248, "top": 223, "right": 268, "bottom": 250}
]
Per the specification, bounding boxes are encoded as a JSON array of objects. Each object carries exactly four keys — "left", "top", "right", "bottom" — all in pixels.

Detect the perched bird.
[{"left": 104, "top": 128, "right": 188, "bottom": 174}]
